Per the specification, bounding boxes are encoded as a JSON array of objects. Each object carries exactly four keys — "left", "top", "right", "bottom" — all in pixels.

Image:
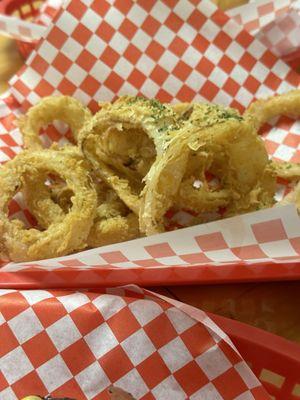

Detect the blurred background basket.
[{"left": 0, "top": 0, "right": 43, "bottom": 58}]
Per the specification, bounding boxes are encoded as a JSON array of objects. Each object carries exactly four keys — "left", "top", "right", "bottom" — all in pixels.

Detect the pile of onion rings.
[{"left": 0, "top": 92, "right": 299, "bottom": 262}]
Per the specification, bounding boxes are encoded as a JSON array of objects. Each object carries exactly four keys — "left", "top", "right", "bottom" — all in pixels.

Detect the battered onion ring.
[
  {"left": 88, "top": 186, "right": 140, "bottom": 247},
  {"left": 244, "top": 90, "right": 300, "bottom": 130},
  {"left": 179, "top": 104, "right": 275, "bottom": 215},
  {"left": 271, "top": 160, "right": 300, "bottom": 210},
  {"left": 244, "top": 90, "right": 300, "bottom": 207},
  {"left": 140, "top": 105, "right": 273, "bottom": 235},
  {"left": 0, "top": 149, "right": 97, "bottom": 261},
  {"left": 79, "top": 96, "right": 181, "bottom": 215},
  {"left": 22, "top": 145, "right": 81, "bottom": 227},
  {"left": 278, "top": 181, "right": 300, "bottom": 211},
  {"left": 18, "top": 96, "right": 92, "bottom": 150},
  {"left": 170, "top": 102, "right": 193, "bottom": 119},
  {"left": 24, "top": 173, "right": 140, "bottom": 248},
  {"left": 270, "top": 160, "right": 300, "bottom": 181},
  {"left": 23, "top": 172, "right": 66, "bottom": 229}
]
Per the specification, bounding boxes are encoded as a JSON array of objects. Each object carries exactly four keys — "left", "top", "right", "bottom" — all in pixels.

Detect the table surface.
[{"left": 1, "top": 35, "right": 300, "bottom": 345}]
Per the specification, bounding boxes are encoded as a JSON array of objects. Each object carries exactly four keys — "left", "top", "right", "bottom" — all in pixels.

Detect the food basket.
[
  {"left": 0, "top": 0, "right": 42, "bottom": 19},
  {"left": 0, "top": 0, "right": 42, "bottom": 58},
  {"left": 211, "top": 313, "right": 300, "bottom": 400}
]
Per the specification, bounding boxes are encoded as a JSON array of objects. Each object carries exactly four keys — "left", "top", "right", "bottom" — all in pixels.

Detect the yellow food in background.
[
  {"left": 0, "top": 37, "right": 23, "bottom": 93},
  {"left": 21, "top": 397, "right": 42, "bottom": 400},
  {"left": 212, "top": 0, "right": 249, "bottom": 10}
]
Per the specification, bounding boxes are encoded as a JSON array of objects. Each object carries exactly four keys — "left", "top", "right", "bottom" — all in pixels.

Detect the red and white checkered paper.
[
  {"left": 0, "top": 285, "right": 270, "bottom": 399},
  {"left": 35, "top": 0, "right": 63, "bottom": 27},
  {"left": 227, "top": 0, "right": 300, "bottom": 59},
  {"left": 2, "top": 0, "right": 300, "bottom": 61},
  {"left": 0, "top": 15, "right": 45, "bottom": 43},
  {"left": 0, "top": 0, "right": 300, "bottom": 287},
  {"left": 0, "top": 0, "right": 61, "bottom": 44}
]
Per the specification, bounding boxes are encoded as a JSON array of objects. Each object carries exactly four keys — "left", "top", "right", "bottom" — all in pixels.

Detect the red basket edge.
[{"left": 209, "top": 312, "right": 300, "bottom": 378}]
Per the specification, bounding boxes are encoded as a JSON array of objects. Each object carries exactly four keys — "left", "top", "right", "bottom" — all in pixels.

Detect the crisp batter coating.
[
  {"left": 279, "top": 181, "right": 300, "bottom": 210},
  {"left": 0, "top": 149, "right": 97, "bottom": 261},
  {"left": 24, "top": 172, "right": 140, "bottom": 248},
  {"left": 270, "top": 160, "right": 300, "bottom": 180},
  {"left": 18, "top": 95, "right": 92, "bottom": 150},
  {"left": 140, "top": 103, "right": 274, "bottom": 235},
  {"left": 244, "top": 91, "right": 300, "bottom": 211},
  {"left": 244, "top": 90, "right": 300, "bottom": 130},
  {"left": 2, "top": 92, "right": 300, "bottom": 262},
  {"left": 79, "top": 96, "right": 182, "bottom": 215}
]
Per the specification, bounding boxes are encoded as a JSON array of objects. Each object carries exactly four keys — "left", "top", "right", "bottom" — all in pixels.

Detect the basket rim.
[
  {"left": 0, "top": 0, "right": 41, "bottom": 16},
  {"left": 209, "top": 311, "right": 300, "bottom": 376}
]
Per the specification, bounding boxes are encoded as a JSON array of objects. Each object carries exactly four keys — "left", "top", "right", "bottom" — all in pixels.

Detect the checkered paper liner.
[
  {"left": 0, "top": 0, "right": 300, "bottom": 287},
  {"left": 0, "top": 0, "right": 62, "bottom": 44},
  {"left": 35, "top": 0, "right": 63, "bottom": 27},
  {"left": 227, "top": 0, "right": 292, "bottom": 35},
  {"left": 227, "top": 0, "right": 300, "bottom": 58},
  {"left": 1, "top": 0, "right": 300, "bottom": 63},
  {"left": 0, "top": 15, "right": 45, "bottom": 43},
  {"left": 2, "top": 201, "right": 300, "bottom": 286},
  {"left": 8, "top": 0, "right": 300, "bottom": 109},
  {"left": 0, "top": 285, "right": 270, "bottom": 400}
]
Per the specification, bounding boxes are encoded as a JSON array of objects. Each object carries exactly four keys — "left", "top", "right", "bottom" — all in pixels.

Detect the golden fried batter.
[
  {"left": 79, "top": 96, "right": 182, "bottom": 215},
  {"left": 0, "top": 149, "right": 97, "bottom": 261},
  {"left": 18, "top": 95, "right": 92, "bottom": 150},
  {"left": 1, "top": 91, "right": 299, "bottom": 262}
]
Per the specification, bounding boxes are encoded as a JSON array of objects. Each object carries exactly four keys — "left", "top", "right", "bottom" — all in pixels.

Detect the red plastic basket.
[
  {"left": 211, "top": 313, "right": 300, "bottom": 400},
  {"left": 0, "top": 0, "right": 43, "bottom": 58},
  {"left": 284, "top": 48, "right": 300, "bottom": 73}
]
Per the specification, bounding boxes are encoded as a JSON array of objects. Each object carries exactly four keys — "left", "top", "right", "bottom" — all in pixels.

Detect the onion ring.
[
  {"left": 24, "top": 172, "right": 140, "bottom": 248},
  {"left": 278, "top": 180, "right": 300, "bottom": 212},
  {"left": 271, "top": 161, "right": 300, "bottom": 210},
  {"left": 0, "top": 149, "right": 97, "bottom": 261},
  {"left": 88, "top": 185, "right": 140, "bottom": 247},
  {"left": 270, "top": 160, "right": 300, "bottom": 181},
  {"left": 140, "top": 104, "right": 274, "bottom": 235},
  {"left": 244, "top": 90, "right": 300, "bottom": 130},
  {"left": 79, "top": 96, "right": 181, "bottom": 215},
  {"left": 18, "top": 96, "right": 92, "bottom": 150},
  {"left": 3, "top": 93, "right": 299, "bottom": 263},
  {"left": 170, "top": 102, "right": 193, "bottom": 119},
  {"left": 281, "top": 182, "right": 300, "bottom": 209},
  {"left": 178, "top": 105, "right": 275, "bottom": 216}
]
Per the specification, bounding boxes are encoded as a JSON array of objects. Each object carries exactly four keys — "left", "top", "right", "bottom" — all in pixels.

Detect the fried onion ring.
[
  {"left": 88, "top": 184, "right": 140, "bottom": 247},
  {"left": 3, "top": 93, "right": 299, "bottom": 263},
  {"left": 79, "top": 96, "right": 181, "bottom": 215},
  {"left": 270, "top": 160, "right": 300, "bottom": 181},
  {"left": 24, "top": 172, "right": 140, "bottom": 248},
  {"left": 140, "top": 104, "right": 274, "bottom": 235},
  {"left": 271, "top": 160, "right": 300, "bottom": 210},
  {"left": 244, "top": 90, "right": 300, "bottom": 130},
  {"left": 278, "top": 181, "right": 300, "bottom": 210},
  {"left": 0, "top": 149, "right": 97, "bottom": 261},
  {"left": 18, "top": 96, "right": 92, "bottom": 150},
  {"left": 170, "top": 102, "right": 193, "bottom": 120}
]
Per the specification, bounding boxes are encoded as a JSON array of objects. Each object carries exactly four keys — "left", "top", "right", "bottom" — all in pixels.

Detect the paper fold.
[{"left": 0, "top": 285, "right": 271, "bottom": 399}]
